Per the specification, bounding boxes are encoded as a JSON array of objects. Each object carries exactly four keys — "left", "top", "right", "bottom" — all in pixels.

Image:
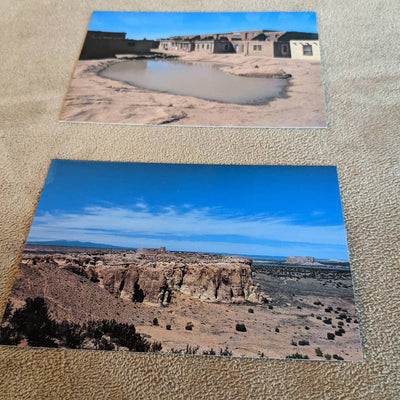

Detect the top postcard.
[{"left": 60, "top": 12, "right": 327, "bottom": 128}]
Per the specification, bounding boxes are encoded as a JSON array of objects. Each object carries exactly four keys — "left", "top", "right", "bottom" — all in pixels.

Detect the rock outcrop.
[
  {"left": 22, "top": 249, "right": 269, "bottom": 306},
  {"left": 285, "top": 256, "right": 324, "bottom": 266}
]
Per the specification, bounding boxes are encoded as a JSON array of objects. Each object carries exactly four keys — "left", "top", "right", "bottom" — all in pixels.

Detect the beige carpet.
[{"left": 0, "top": 1, "right": 399, "bottom": 398}]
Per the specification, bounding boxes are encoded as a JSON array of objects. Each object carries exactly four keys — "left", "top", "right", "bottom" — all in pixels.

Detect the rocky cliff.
[
  {"left": 285, "top": 256, "right": 324, "bottom": 266},
  {"left": 22, "top": 248, "right": 269, "bottom": 306}
]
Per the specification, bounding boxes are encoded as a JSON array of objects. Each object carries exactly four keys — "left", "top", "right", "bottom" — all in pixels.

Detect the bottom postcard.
[{"left": 0, "top": 161, "right": 362, "bottom": 361}]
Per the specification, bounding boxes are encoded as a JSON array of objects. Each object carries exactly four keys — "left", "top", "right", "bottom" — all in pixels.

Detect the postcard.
[
  {"left": 60, "top": 12, "right": 327, "bottom": 128},
  {"left": 0, "top": 161, "right": 362, "bottom": 360}
]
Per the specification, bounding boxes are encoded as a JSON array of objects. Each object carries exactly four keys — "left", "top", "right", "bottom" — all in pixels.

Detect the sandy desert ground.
[
  {"left": 60, "top": 53, "right": 326, "bottom": 127},
  {"left": 1, "top": 247, "right": 362, "bottom": 361}
]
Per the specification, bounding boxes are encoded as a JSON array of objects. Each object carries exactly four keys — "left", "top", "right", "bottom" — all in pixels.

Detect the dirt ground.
[
  {"left": 6, "top": 256, "right": 362, "bottom": 361},
  {"left": 60, "top": 53, "right": 327, "bottom": 127}
]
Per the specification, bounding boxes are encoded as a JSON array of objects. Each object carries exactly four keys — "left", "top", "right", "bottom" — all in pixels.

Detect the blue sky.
[
  {"left": 88, "top": 12, "right": 318, "bottom": 40},
  {"left": 27, "top": 161, "right": 349, "bottom": 259}
]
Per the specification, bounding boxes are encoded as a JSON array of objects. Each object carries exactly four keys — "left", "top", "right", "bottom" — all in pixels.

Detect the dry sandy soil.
[
  {"left": 60, "top": 53, "right": 326, "bottom": 127},
  {"left": 2, "top": 247, "right": 362, "bottom": 361}
]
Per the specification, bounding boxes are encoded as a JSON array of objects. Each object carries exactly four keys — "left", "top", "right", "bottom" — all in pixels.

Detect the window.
[
  {"left": 224, "top": 44, "right": 229, "bottom": 50},
  {"left": 206, "top": 43, "right": 210, "bottom": 50},
  {"left": 202, "top": 44, "right": 204, "bottom": 49},
  {"left": 197, "top": 44, "right": 199, "bottom": 49},
  {"left": 281, "top": 44, "right": 288, "bottom": 54},
  {"left": 253, "top": 45, "right": 262, "bottom": 51},
  {"left": 234, "top": 44, "right": 239, "bottom": 52},
  {"left": 303, "top": 44, "right": 313, "bottom": 56}
]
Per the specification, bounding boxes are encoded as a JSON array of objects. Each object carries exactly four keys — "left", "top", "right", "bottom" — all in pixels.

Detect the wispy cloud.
[{"left": 28, "top": 204, "right": 348, "bottom": 259}]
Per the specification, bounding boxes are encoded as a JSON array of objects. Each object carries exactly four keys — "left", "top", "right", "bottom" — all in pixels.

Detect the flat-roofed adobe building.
[
  {"left": 80, "top": 31, "right": 159, "bottom": 59},
  {"left": 157, "top": 30, "right": 319, "bottom": 59}
]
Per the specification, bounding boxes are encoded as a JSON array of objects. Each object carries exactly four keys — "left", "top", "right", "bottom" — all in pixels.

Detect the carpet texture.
[{"left": 0, "top": 0, "right": 399, "bottom": 398}]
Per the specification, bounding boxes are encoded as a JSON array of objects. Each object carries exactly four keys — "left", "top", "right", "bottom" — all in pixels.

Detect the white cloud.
[{"left": 28, "top": 205, "right": 348, "bottom": 258}]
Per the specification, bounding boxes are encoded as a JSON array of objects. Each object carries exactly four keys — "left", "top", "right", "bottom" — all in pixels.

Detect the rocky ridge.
[{"left": 22, "top": 248, "right": 270, "bottom": 306}]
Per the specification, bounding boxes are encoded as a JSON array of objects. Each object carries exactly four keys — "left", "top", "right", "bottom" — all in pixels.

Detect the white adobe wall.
[{"left": 290, "top": 40, "right": 321, "bottom": 60}]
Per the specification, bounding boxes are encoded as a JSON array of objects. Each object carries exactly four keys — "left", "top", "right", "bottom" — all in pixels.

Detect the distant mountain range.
[{"left": 26, "top": 240, "right": 128, "bottom": 249}]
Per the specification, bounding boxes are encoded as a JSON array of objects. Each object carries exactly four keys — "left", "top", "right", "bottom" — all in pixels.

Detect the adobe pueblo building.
[
  {"left": 79, "top": 31, "right": 159, "bottom": 59},
  {"left": 158, "top": 30, "right": 320, "bottom": 60}
]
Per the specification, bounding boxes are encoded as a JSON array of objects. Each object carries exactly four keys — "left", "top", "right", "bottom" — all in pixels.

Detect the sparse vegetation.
[
  {"left": 327, "top": 332, "right": 335, "bottom": 340},
  {"left": 235, "top": 323, "right": 247, "bottom": 332},
  {"left": 286, "top": 353, "right": 309, "bottom": 360},
  {"left": 248, "top": 308, "right": 254, "bottom": 314},
  {"left": 0, "top": 297, "right": 162, "bottom": 353},
  {"left": 324, "top": 354, "right": 332, "bottom": 360},
  {"left": 166, "top": 324, "right": 171, "bottom": 330},
  {"left": 152, "top": 318, "right": 159, "bottom": 326},
  {"left": 333, "top": 354, "right": 344, "bottom": 360},
  {"left": 219, "top": 346, "right": 233, "bottom": 356},
  {"left": 185, "top": 322, "right": 193, "bottom": 331},
  {"left": 315, "top": 347, "right": 323, "bottom": 357},
  {"left": 202, "top": 348, "right": 216, "bottom": 356},
  {"left": 298, "top": 340, "right": 309, "bottom": 346},
  {"left": 275, "top": 327, "right": 280, "bottom": 333}
]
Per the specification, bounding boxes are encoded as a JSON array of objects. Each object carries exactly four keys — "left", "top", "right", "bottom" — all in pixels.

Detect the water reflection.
[{"left": 99, "top": 60, "right": 288, "bottom": 105}]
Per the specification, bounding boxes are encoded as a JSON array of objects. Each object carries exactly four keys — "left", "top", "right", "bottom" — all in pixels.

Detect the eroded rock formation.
[{"left": 22, "top": 248, "right": 269, "bottom": 306}]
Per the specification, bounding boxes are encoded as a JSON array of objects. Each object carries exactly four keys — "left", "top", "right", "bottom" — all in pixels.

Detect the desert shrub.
[
  {"left": 354, "top": 319, "right": 359, "bottom": 324},
  {"left": 324, "top": 354, "right": 332, "bottom": 360},
  {"left": 333, "top": 354, "right": 344, "bottom": 360},
  {"left": 235, "top": 323, "right": 247, "bottom": 332},
  {"left": 313, "top": 301, "right": 322, "bottom": 306},
  {"left": 298, "top": 340, "right": 309, "bottom": 346},
  {"left": 346, "top": 317, "right": 352, "bottom": 323},
  {"left": 305, "top": 326, "right": 310, "bottom": 330},
  {"left": 185, "top": 322, "right": 193, "bottom": 331},
  {"left": 316, "top": 316, "right": 322, "bottom": 320},
  {"left": 325, "top": 307, "right": 333, "bottom": 313},
  {"left": 275, "top": 327, "right": 280, "bottom": 333},
  {"left": 203, "top": 348, "right": 216, "bottom": 356},
  {"left": 166, "top": 324, "right": 171, "bottom": 330},
  {"left": 323, "top": 318, "right": 332, "bottom": 325},
  {"left": 248, "top": 308, "right": 254, "bottom": 314},
  {"left": 150, "top": 342, "right": 163, "bottom": 353},
  {"left": 291, "top": 339, "right": 297, "bottom": 346},
  {"left": 327, "top": 332, "right": 335, "bottom": 340},
  {"left": 268, "top": 305, "right": 273, "bottom": 310},
  {"left": 10, "top": 297, "right": 57, "bottom": 348},
  {"left": 335, "top": 328, "right": 345, "bottom": 336},
  {"left": 2, "top": 301, "right": 12, "bottom": 321},
  {"left": 315, "top": 347, "right": 323, "bottom": 357},
  {"left": 219, "top": 346, "right": 233, "bottom": 357},
  {"left": 152, "top": 318, "right": 159, "bottom": 326},
  {"left": 184, "top": 344, "right": 199, "bottom": 355},
  {"left": 286, "top": 353, "right": 309, "bottom": 360},
  {"left": 338, "top": 321, "right": 344, "bottom": 327},
  {"left": 0, "top": 325, "right": 21, "bottom": 345},
  {"left": 297, "top": 306, "right": 302, "bottom": 310},
  {"left": 132, "top": 282, "right": 145, "bottom": 303}
]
